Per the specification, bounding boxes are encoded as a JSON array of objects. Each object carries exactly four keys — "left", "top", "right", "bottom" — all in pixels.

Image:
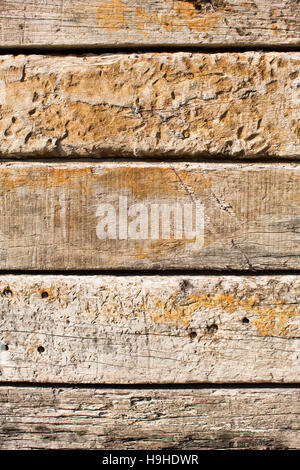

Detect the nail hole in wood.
[
  {"left": 189, "top": 331, "right": 197, "bottom": 340},
  {"left": 207, "top": 323, "right": 218, "bottom": 333},
  {"left": 2, "top": 288, "right": 12, "bottom": 296}
]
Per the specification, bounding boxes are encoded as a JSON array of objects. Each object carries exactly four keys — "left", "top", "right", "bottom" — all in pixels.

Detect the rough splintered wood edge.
[
  {"left": 1, "top": 162, "right": 300, "bottom": 270},
  {"left": 0, "top": 274, "right": 299, "bottom": 383},
  {"left": 0, "top": 52, "right": 299, "bottom": 159},
  {"left": 0, "top": 0, "right": 299, "bottom": 49},
  {"left": 0, "top": 386, "right": 299, "bottom": 450}
]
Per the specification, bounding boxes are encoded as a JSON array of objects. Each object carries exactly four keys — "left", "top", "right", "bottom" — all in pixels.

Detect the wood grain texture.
[
  {"left": 1, "top": 162, "right": 300, "bottom": 270},
  {"left": 0, "top": 1, "right": 299, "bottom": 49},
  {"left": 0, "top": 53, "right": 299, "bottom": 159},
  {"left": 0, "top": 386, "right": 299, "bottom": 449},
  {"left": 0, "top": 275, "right": 299, "bottom": 383}
]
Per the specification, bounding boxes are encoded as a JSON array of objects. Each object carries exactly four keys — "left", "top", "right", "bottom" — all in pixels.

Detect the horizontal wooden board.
[
  {"left": 1, "top": 162, "right": 300, "bottom": 270},
  {"left": 0, "top": 53, "right": 299, "bottom": 159},
  {"left": 0, "top": 1, "right": 299, "bottom": 49},
  {"left": 0, "top": 386, "right": 299, "bottom": 450},
  {"left": 0, "top": 275, "right": 299, "bottom": 383}
]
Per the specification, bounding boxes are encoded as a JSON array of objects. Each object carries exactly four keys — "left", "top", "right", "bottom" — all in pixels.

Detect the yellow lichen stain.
[
  {"left": 135, "top": 6, "right": 149, "bottom": 37},
  {"left": 151, "top": 293, "right": 257, "bottom": 326},
  {"left": 1, "top": 167, "right": 93, "bottom": 193},
  {"left": 96, "top": 0, "right": 125, "bottom": 31},
  {"left": 151, "top": 290, "right": 202, "bottom": 326},
  {"left": 134, "top": 1, "right": 220, "bottom": 34},
  {"left": 271, "top": 24, "right": 278, "bottom": 36},
  {"left": 172, "top": 1, "right": 219, "bottom": 32},
  {"left": 103, "top": 166, "right": 210, "bottom": 201},
  {"left": 103, "top": 167, "right": 177, "bottom": 201},
  {"left": 251, "top": 300, "right": 297, "bottom": 338},
  {"left": 149, "top": 291, "right": 298, "bottom": 338}
]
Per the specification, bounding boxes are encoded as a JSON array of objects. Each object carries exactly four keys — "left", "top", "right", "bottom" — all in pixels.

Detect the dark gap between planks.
[
  {"left": 1, "top": 381, "right": 300, "bottom": 390},
  {"left": 2, "top": 269, "right": 300, "bottom": 276},
  {"left": 0, "top": 44, "right": 300, "bottom": 55}
]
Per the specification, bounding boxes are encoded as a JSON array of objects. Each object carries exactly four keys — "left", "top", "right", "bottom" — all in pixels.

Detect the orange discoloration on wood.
[
  {"left": 0, "top": 164, "right": 202, "bottom": 213},
  {"left": 1, "top": 275, "right": 299, "bottom": 384},
  {"left": 38, "top": 286, "right": 55, "bottom": 302},
  {"left": 150, "top": 290, "right": 201, "bottom": 326},
  {"left": 96, "top": 0, "right": 125, "bottom": 31},
  {"left": 251, "top": 301, "right": 297, "bottom": 338},
  {"left": 172, "top": 1, "right": 220, "bottom": 32},
  {"left": 0, "top": 167, "right": 93, "bottom": 192},
  {"left": 150, "top": 291, "right": 298, "bottom": 338},
  {"left": 0, "top": 163, "right": 299, "bottom": 271},
  {"left": 134, "top": 1, "right": 220, "bottom": 34},
  {"left": 103, "top": 166, "right": 210, "bottom": 201},
  {"left": 103, "top": 167, "right": 178, "bottom": 200},
  {"left": 272, "top": 24, "right": 279, "bottom": 36},
  {"left": 0, "top": 53, "right": 299, "bottom": 159},
  {"left": 2, "top": 0, "right": 300, "bottom": 50},
  {"left": 134, "top": 6, "right": 149, "bottom": 36}
]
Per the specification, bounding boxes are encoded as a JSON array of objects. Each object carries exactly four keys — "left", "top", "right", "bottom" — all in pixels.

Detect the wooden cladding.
[
  {"left": 0, "top": 275, "right": 299, "bottom": 383},
  {"left": 0, "top": 1, "right": 300, "bottom": 451},
  {"left": 0, "top": 1, "right": 299, "bottom": 49},
  {"left": 0, "top": 53, "right": 299, "bottom": 159},
  {"left": 0, "top": 162, "right": 299, "bottom": 270},
  {"left": 0, "top": 386, "right": 299, "bottom": 449}
]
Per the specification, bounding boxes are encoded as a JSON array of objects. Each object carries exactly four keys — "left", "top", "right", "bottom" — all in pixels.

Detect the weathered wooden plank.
[
  {"left": 0, "top": 386, "right": 299, "bottom": 449},
  {"left": 0, "top": 275, "right": 299, "bottom": 383},
  {"left": 0, "top": 53, "right": 299, "bottom": 159},
  {"left": 0, "top": 1, "right": 299, "bottom": 49},
  {"left": 1, "top": 162, "right": 300, "bottom": 270}
]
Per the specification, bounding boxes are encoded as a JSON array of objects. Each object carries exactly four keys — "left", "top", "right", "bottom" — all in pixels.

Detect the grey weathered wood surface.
[
  {"left": 0, "top": 275, "right": 299, "bottom": 383},
  {"left": 0, "top": 1, "right": 299, "bottom": 49},
  {"left": 1, "top": 162, "right": 300, "bottom": 270},
  {"left": 0, "top": 386, "right": 299, "bottom": 449},
  {"left": 0, "top": 53, "right": 299, "bottom": 159}
]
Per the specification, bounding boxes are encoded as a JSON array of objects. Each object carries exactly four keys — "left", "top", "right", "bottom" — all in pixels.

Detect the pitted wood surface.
[
  {"left": 0, "top": 275, "right": 299, "bottom": 383},
  {"left": 0, "top": 53, "right": 299, "bottom": 159},
  {"left": 0, "top": 162, "right": 300, "bottom": 270},
  {"left": 0, "top": 1, "right": 299, "bottom": 49}
]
